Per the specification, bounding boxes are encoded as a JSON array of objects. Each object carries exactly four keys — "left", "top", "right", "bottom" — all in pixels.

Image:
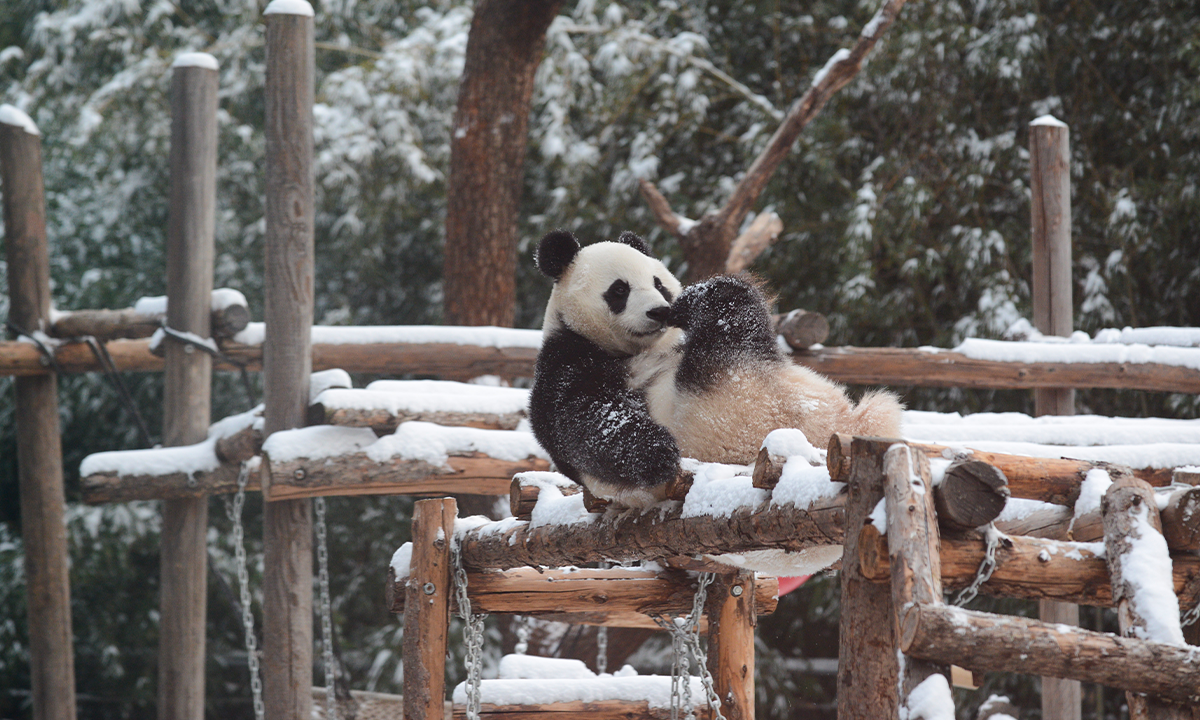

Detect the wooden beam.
[
  {"left": 307, "top": 398, "right": 524, "bottom": 434},
  {"left": 452, "top": 700, "right": 714, "bottom": 720},
  {"left": 899, "top": 603, "right": 1200, "bottom": 706},
  {"left": 858, "top": 525, "right": 1200, "bottom": 608},
  {"left": 385, "top": 566, "right": 778, "bottom": 620},
  {"left": 158, "top": 56, "right": 219, "bottom": 720},
  {"left": 827, "top": 433, "right": 1176, "bottom": 504},
  {"left": 837, "top": 437, "right": 900, "bottom": 719},
  {"left": 82, "top": 463, "right": 256, "bottom": 504},
  {"left": 706, "top": 571, "right": 757, "bottom": 720},
  {"left": 48, "top": 302, "right": 248, "bottom": 342},
  {"left": 884, "top": 445, "right": 950, "bottom": 706},
  {"left": 261, "top": 5, "right": 315, "bottom": 718},
  {"left": 403, "top": 498, "right": 457, "bottom": 720},
  {"left": 1, "top": 106, "right": 77, "bottom": 720}
]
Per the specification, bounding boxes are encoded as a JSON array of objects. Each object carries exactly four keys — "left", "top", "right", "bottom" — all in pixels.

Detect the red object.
[{"left": 776, "top": 575, "right": 810, "bottom": 596}]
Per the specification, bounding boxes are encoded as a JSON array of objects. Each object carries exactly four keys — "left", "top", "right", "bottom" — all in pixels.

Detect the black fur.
[
  {"left": 668, "top": 275, "right": 783, "bottom": 394},
  {"left": 616, "top": 231, "right": 651, "bottom": 256},
  {"left": 536, "top": 229, "right": 581, "bottom": 280},
  {"left": 529, "top": 326, "right": 680, "bottom": 492},
  {"left": 603, "top": 279, "right": 631, "bottom": 314}
]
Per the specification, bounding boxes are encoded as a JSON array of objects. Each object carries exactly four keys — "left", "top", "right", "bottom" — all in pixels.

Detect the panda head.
[{"left": 537, "top": 229, "right": 682, "bottom": 357}]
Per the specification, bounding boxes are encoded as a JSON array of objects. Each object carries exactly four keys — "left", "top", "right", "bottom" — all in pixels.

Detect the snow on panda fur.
[
  {"left": 529, "top": 229, "right": 684, "bottom": 508},
  {"left": 631, "top": 275, "right": 903, "bottom": 465}
]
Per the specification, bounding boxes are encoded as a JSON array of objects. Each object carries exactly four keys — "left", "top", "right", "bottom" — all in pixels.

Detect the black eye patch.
[
  {"left": 603, "top": 279, "right": 631, "bottom": 314},
  {"left": 654, "top": 276, "right": 673, "bottom": 302}
]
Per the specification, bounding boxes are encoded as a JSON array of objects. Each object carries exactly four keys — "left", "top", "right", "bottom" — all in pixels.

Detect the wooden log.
[
  {"left": 158, "top": 57, "right": 219, "bottom": 720},
  {"left": 261, "top": 5, "right": 315, "bottom": 719},
  {"left": 773, "top": 308, "right": 829, "bottom": 350},
  {"left": 307, "top": 401, "right": 524, "bottom": 434},
  {"left": 1101, "top": 474, "right": 1189, "bottom": 719},
  {"left": 509, "top": 471, "right": 695, "bottom": 520},
  {"left": 460, "top": 491, "right": 846, "bottom": 571},
  {"left": 452, "top": 699, "right": 714, "bottom": 720},
  {"left": 934, "top": 459, "right": 1009, "bottom": 531},
  {"left": 837, "top": 437, "right": 899, "bottom": 719},
  {"left": 214, "top": 425, "right": 264, "bottom": 464},
  {"left": 386, "top": 566, "right": 778, "bottom": 619},
  {"left": 858, "top": 525, "right": 1200, "bottom": 608},
  {"left": 403, "top": 498, "right": 457, "bottom": 720},
  {"left": 262, "top": 451, "right": 548, "bottom": 501},
  {"left": 1162, "top": 486, "right": 1200, "bottom": 552},
  {"left": 48, "top": 302, "right": 249, "bottom": 342},
  {"left": 827, "top": 433, "right": 1174, "bottom": 504},
  {"left": 884, "top": 445, "right": 950, "bottom": 704},
  {"left": 5, "top": 335, "right": 1200, "bottom": 394},
  {"left": 899, "top": 603, "right": 1200, "bottom": 706},
  {"left": 706, "top": 571, "right": 756, "bottom": 720},
  {"left": 1, "top": 106, "right": 78, "bottom": 720},
  {"left": 82, "top": 463, "right": 258, "bottom": 504}
]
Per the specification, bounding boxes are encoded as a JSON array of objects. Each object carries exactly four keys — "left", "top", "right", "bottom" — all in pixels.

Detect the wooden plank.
[
  {"left": 385, "top": 566, "right": 779, "bottom": 619},
  {"left": 899, "top": 603, "right": 1200, "bottom": 706},
  {"left": 858, "top": 525, "right": 1200, "bottom": 608},
  {"left": 837, "top": 438, "right": 899, "bottom": 719},
  {"left": 263, "top": 452, "right": 546, "bottom": 501},
  {"left": 158, "top": 57, "right": 219, "bottom": 720},
  {"left": 884, "top": 445, "right": 950, "bottom": 708},
  {"left": 1, "top": 107, "right": 77, "bottom": 720},
  {"left": 403, "top": 498, "right": 457, "bottom": 720},
  {"left": 261, "top": 5, "right": 315, "bottom": 719},
  {"left": 706, "top": 571, "right": 756, "bottom": 720},
  {"left": 4, "top": 337, "right": 1200, "bottom": 394}
]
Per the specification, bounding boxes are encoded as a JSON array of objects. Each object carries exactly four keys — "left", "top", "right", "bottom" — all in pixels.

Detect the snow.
[
  {"left": 812, "top": 48, "right": 851, "bottom": 88},
  {"left": 1030, "top": 114, "right": 1068, "bottom": 128},
  {"left": 364, "top": 422, "right": 548, "bottom": 466},
  {"left": 79, "top": 406, "right": 262, "bottom": 477},
  {"left": 452, "top": 673, "right": 708, "bottom": 709},
  {"left": 0, "top": 103, "right": 40, "bottom": 136},
  {"left": 390, "top": 542, "right": 412, "bottom": 579},
  {"left": 680, "top": 459, "right": 766, "bottom": 519},
  {"left": 261, "top": 425, "right": 377, "bottom": 462},
  {"left": 903, "top": 410, "right": 1200, "bottom": 446},
  {"left": 870, "top": 498, "right": 888, "bottom": 533},
  {"left": 1117, "top": 502, "right": 1185, "bottom": 646},
  {"left": 309, "top": 368, "right": 352, "bottom": 398},
  {"left": 951, "top": 337, "right": 1200, "bottom": 370},
  {"left": 316, "top": 382, "right": 529, "bottom": 417},
  {"left": 133, "top": 296, "right": 168, "bottom": 315},
  {"left": 171, "top": 52, "right": 218, "bottom": 70},
  {"left": 232, "top": 322, "right": 543, "bottom": 348},
  {"left": 529, "top": 483, "right": 597, "bottom": 528},
  {"left": 1073, "top": 469, "right": 1112, "bottom": 518},
  {"left": 1093, "top": 326, "right": 1200, "bottom": 347},
  {"left": 498, "top": 654, "right": 595, "bottom": 680},
  {"left": 916, "top": 440, "right": 1200, "bottom": 471},
  {"left": 210, "top": 288, "right": 248, "bottom": 311},
  {"left": 762, "top": 428, "right": 823, "bottom": 465},
  {"left": 996, "top": 497, "right": 1052, "bottom": 523},
  {"left": 133, "top": 289, "right": 247, "bottom": 315},
  {"left": 770, "top": 460, "right": 843, "bottom": 510},
  {"left": 263, "top": 0, "right": 314, "bottom": 16},
  {"left": 903, "top": 673, "right": 955, "bottom": 720}
]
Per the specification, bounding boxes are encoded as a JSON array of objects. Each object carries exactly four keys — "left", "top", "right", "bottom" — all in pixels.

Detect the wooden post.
[
  {"left": 1101, "top": 474, "right": 1190, "bottom": 719},
  {"left": 837, "top": 438, "right": 899, "bottom": 719},
  {"left": 403, "top": 498, "right": 457, "bottom": 720},
  {"left": 158, "top": 54, "right": 219, "bottom": 720},
  {"left": 0, "top": 106, "right": 77, "bottom": 720},
  {"left": 1030, "top": 114, "right": 1080, "bottom": 720},
  {"left": 883, "top": 444, "right": 949, "bottom": 708},
  {"left": 261, "top": 2, "right": 316, "bottom": 718},
  {"left": 706, "top": 571, "right": 756, "bottom": 720}
]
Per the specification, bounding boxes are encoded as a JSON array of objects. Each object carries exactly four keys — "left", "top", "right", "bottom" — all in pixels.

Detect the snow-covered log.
[
  {"left": 307, "top": 382, "right": 529, "bottom": 434},
  {"left": 858, "top": 525, "right": 1200, "bottom": 608},
  {"left": 899, "top": 604, "right": 1200, "bottom": 706},
  {"left": 48, "top": 299, "right": 249, "bottom": 341}
]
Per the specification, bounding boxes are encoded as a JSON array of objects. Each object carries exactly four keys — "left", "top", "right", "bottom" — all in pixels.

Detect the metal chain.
[
  {"left": 685, "top": 574, "right": 724, "bottom": 720},
  {"left": 655, "top": 573, "right": 725, "bottom": 720},
  {"left": 953, "top": 523, "right": 1003, "bottom": 607},
  {"left": 1183, "top": 600, "right": 1200, "bottom": 628},
  {"left": 452, "top": 542, "right": 487, "bottom": 720},
  {"left": 596, "top": 625, "right": 608, "bottom": 674},
  {"left": 224, "top": 461, "right": 264, "bottom": 720},
  {"left": 314, "top": 496, "right": 338, "bottom": 720}
]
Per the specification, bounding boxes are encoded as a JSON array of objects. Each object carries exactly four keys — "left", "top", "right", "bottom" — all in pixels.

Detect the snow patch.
[
  {"left": 0, "top": 104, "right": 40, "bottom": 136},
  {"left": 1030, "top": 114, "right": 1068, "bottom": 128},
  {"left": 263, "top": 0, "right": 314, "bottom": 16},
  {"left": 171, "top": 52, "right": 218, "bottom": 70},
  {"left": 903, "top": 673, "right": 955, "bottom": 720}
]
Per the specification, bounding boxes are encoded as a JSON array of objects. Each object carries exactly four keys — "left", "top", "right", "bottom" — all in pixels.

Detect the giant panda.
[
  {"left": 528, "top": 229, "right": 684, "bottom": 508},
  {"left": 630, "top": 274, "right": 903, "bottom": 465}
]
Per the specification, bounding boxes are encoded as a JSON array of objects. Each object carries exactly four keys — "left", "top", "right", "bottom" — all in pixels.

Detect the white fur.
[
  {"left": 632, "top": 329, "right": 903, "bottom": 465},
  {"left": 542, "top": 242, "right": 682, "bottom": 356}
]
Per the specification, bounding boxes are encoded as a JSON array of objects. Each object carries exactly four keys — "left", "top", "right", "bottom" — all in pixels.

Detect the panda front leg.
[{"left": 564, "top": 392, "right": 681, "bottom": 510}]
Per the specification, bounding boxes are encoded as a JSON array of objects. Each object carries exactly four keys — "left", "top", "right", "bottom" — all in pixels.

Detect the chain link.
[
  {"left": 315, "top": 496, "right": 338, "bottom": 720},
  {"left": 224, "top": 461, "right": 264, "bottom": 720},
  {"left": 953, "top": 523, "right": 1003, "bottom": 607},
  {"left": 655, "top": 573, "right": 725, "bottom": 720},
  {"left": 1183, "top": 600, "right": 1200, "bottom": 628},
  {"left": 453, "top": 542, "right": 487, "bottom": 720}
]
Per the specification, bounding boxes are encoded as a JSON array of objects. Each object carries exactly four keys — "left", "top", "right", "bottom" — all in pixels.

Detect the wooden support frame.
[
  {"left": 158, "top": 56, "right": 219, "bottom": 720},
  {"left": 883, "top": 445, "right": 950, "bottom": 708},
  {"left": 706, "top": 571, "right": 757, "bottom": 720},
  {"left": 1, "top": 105, "right": 78, "bottom": 720},
  {"left": 403, "top": 498, "right": 457, "bottom": 720}
]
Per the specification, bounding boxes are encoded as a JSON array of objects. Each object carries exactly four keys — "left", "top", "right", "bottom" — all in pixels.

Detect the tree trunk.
[{"left": 444, "top": 0, "right": 564, "bottom": 326}]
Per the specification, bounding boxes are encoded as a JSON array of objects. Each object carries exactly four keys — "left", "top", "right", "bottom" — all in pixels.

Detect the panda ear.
[
  {"left": 616, "top": 231, "right": 652, "bottom": 256},
  {"left": 536, "top": 229, "right": 580, "bottom": 280}
]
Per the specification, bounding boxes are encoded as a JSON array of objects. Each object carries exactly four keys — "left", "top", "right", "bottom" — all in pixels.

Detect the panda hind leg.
[{"left": 847, "top": 390, "right": 905, "bottom": 439}]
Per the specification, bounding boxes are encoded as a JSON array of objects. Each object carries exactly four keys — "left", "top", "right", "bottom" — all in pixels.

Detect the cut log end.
[
  {"left": 776, "top": 309, "right": 830, "bottom": 350},
  {"left": 935, "top": 459, "right": 1009, "bottom": 531}
]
